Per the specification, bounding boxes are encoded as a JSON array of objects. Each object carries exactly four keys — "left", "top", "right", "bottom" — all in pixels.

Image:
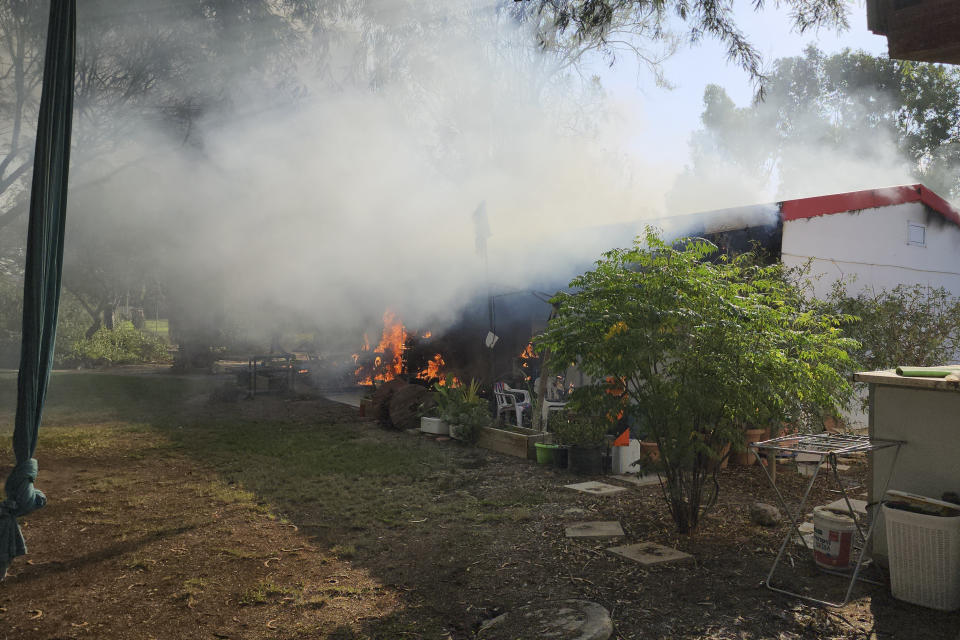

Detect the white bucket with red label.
[{"left": 813, "top": 506, "right": 856, "bottom": 569}]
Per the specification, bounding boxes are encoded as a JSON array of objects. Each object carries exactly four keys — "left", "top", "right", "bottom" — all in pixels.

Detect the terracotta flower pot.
[
  {"left": 733, "top": 427, "right": 768, "bottom": 466},
  {"left": 639, "top": 441, "right": 660, "bottom": 463}
]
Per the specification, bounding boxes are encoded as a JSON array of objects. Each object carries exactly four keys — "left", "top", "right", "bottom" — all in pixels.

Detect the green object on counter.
[{"left": 895, "top": 366, "right": 960, "bottom": 378}]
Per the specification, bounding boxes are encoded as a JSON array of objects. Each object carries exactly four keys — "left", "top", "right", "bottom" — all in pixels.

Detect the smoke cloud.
[{"left": 64, "top": 1, "right": 672, "bottom": 347}]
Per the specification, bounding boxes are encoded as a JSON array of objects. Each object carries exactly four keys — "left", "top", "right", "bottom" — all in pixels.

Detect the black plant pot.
[
  {"left": 552, "top": 446, "right": 569, "bottom": 470},
  {"left": 567, "top": 446, "right": 604, "bottom": 475}
]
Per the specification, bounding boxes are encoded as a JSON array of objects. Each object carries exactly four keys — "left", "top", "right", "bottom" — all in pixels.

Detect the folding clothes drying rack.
[{"left": 750, "top": 433, "right": 904, "bottom": 607}]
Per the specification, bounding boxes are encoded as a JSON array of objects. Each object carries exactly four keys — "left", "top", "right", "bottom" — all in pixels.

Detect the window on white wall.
[{"left": 907, "top": 222, "right": 926, "bottom": 247}]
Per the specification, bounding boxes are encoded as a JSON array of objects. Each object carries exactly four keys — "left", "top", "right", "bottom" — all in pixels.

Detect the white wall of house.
[
  {"left": 780, "top": 202, "right": 960, "bottom": 298},
  {"left": 780, "top": 202, "right": 960, "bottom": 429}
]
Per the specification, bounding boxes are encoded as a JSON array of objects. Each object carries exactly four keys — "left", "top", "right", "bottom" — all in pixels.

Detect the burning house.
[{"left": 311, "top": 184, "right": 960, "bottom": 397}]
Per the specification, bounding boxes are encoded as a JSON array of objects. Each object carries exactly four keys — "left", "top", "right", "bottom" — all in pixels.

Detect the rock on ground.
[{"left": 750, "top": 502, "right": 781, "bottom": 527}]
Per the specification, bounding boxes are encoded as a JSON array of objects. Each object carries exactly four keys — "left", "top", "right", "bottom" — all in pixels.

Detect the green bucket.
[{"left": 535, "top": 442, "right": 557, "bottom": 465}]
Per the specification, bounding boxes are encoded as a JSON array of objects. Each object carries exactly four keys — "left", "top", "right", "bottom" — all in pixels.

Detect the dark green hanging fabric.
[{"left": 0, "top": 0, "right": 75, "bottom": 579}]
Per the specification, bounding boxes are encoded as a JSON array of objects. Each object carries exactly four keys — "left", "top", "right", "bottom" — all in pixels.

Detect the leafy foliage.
[
  {"left": 69, "top": 325, "right": 171, "bottom": 367},
  {"left": 673, "top": 47, "right": 960, "bottom": 204},
  {"left": 536, "top": 229, "right": 856, "bottom": 533},
  {"left": 0, "top": 274, "right": 92, "bottom": 368},
  {"left": 519, "top": 1, "right": 848, "bottom": 89},
  {"left": 434, "top": 378, "right": 490, "bottom": 444},
  {"left": 551, "top": 412, "right": 607, "bottom": 447},
  {"left": 825, "top": 282, "right": 960, "bottom": 408}
]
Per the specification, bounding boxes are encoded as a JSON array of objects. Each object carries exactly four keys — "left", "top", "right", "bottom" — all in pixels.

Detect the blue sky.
[{"left": 592, "top": 1, "right": 889, "bottom": 168}]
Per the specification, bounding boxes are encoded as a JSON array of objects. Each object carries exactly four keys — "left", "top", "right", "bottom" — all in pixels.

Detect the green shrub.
[
  {"left": 537, "top": 229, "right": 856, "bottom": 533},
  {"left": 551, "top": 413, "right": 607, "bottom": 447},
  {"left": 69, "top": 325, "right": 171, "bottom": 367}
]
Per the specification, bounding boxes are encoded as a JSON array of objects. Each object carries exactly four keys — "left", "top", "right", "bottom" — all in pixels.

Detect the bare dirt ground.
[{"left": 0, "top": 374, "right": 956, "bottom": 639}]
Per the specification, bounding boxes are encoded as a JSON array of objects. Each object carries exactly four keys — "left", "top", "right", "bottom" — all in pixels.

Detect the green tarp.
[{"left": 0, "top": 0, "right": 75, "bottom": 578}]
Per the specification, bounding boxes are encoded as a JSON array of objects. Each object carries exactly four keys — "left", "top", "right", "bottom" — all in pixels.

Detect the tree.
[
  {"left": 519, "top": 0, "right": 848, "bottom": 88},
  {"left": 670, "top": 47, "right": 960, "bottom": 208},
  {"left": 825, "top": 282, "right": 960, "bottom": 409},
  {"left": 536, "top": 229, "right": 856, "bottom": 533}
]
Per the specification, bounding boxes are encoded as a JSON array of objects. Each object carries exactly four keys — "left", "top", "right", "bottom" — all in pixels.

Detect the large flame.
[
  {"left": 518, "top": 342, "right": 536, "bottom": 381},
  {"left": 352, "top": 310, "right": 455, "bottom": 385}
]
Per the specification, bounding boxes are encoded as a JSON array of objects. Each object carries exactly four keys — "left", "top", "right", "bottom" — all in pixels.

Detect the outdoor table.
[{"left": 750, "top": 433, "right": 903, "bottom": 607}]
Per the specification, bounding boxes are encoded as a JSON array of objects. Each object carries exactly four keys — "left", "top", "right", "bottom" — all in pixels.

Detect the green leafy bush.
[
  {"left": 536, "top": 229, "right": 856, "bottom": 533},
  {"left": 551, "top": 413, "right": 607, "bottom": 447},
  {"left": 69, "top": 325, "right": 171, "bottom": 366}
]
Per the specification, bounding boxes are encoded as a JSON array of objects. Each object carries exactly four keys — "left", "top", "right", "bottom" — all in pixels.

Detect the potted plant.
[
  {"left": 551, "top": 413, "right": 608, "bottom": 475},
  {"left": 421, "top": 376, "right": 458, "bottom": 435},
  {"left": 447, "top": 379, "right": 490, "bottom": 443}
]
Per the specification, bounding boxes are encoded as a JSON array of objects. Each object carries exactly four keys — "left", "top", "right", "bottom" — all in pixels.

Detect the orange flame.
[{"left": 355, "top": 310, "right": 457, "bottom": 385}]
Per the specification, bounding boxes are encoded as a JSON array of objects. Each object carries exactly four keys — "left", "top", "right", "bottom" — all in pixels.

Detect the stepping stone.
[
  {"left": 565, "top": 521, "right": 624, "bottom": 538},
  {"left": 564, "top": 481, "right": 627, "bottom": 496},
  {"left": 606, "top": 542, "right": 692, "bottom": 566},
  {"left": 822, "top": 498, "right": 867, "bottom": 517},
  {"left": 609, "top": 473, "right": 661, "bottom": 487},
  {"left": 479, "top": 599, "right": 612, "bottom": 640},
  {"left": 794, "top": 532, "right": 816, "bottom": 548}
]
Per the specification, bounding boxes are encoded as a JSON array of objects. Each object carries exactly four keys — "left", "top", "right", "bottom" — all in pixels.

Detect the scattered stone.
[
  {"left": 562, "top": 507, "right": 589, "bottom": 517},
  {"left": 564, "top": 481, "right": 627, "bottom": 496},
  {"left": 822, "top": 498, "right": 867, "bottom": 517},
  {"left": 750, "top": 502, "right": 782, "bottom": 527},
  {"left": 478, "top": 599, "right": 612, "bottom": 640},
  {"left": 607, "top": 542, "right": 693, "bottom": 566},
  {"left": 565, "top": 521, "right": 624, "bottom": 538},
  {"left": 609, "top": 473, "right": 661, "bottom": 487}
]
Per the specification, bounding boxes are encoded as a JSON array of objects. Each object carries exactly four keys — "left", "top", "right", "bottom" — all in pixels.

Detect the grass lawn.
[
  {"left": 0, "top": 372, "right": 954, "bottom": 639},
  {"left": 141, "top": 318, "right": 170, "bottom": 340}
]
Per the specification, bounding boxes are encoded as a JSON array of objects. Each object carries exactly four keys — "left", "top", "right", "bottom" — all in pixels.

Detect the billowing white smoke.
[{"left": 65, "top": 1, "right": 672, "bottom": 345}]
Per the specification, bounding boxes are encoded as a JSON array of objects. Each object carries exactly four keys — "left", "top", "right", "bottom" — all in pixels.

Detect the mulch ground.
[{"left": 1, "top": 388, "right": 957, "bottom": 639}]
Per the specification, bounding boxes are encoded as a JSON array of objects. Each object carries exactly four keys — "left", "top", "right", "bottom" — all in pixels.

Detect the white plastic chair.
[
  {"left": 493, "top": 382, "right": 531, "bottom": 426},
  {"left": 533, "top": 376, "right": 568, "bottom": 429}
]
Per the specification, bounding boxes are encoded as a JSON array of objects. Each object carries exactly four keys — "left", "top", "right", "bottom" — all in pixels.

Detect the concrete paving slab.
[
  {"left": 479, "top": 599, "right": 612, "bottom": 640},
  {"left": 564, "top": 481, "right": 627, "bottom": 496},
  {"left": 793, "top": 532, "right": 816, "bottom": 548},
  {"left": 609, "top": 473, "right": 661, "bottom": 487},
  {"left": 607, "top": 542, "right": 692, "bottom": 566},
  {"left": 565, "top": 521, "right": 624, "bottom": 538},
  {"left": 822, "top": 498, "right": 868, "bottom": 517}
]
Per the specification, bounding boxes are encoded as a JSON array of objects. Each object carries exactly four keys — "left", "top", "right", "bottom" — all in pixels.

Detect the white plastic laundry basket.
[{"left": 883, "top": 491, "right": 960, "bottom": 611}]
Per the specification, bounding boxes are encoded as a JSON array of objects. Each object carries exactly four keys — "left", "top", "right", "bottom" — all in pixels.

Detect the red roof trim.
[{"left": 780, "top": 184, "right": 960, "bottom": 228}]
